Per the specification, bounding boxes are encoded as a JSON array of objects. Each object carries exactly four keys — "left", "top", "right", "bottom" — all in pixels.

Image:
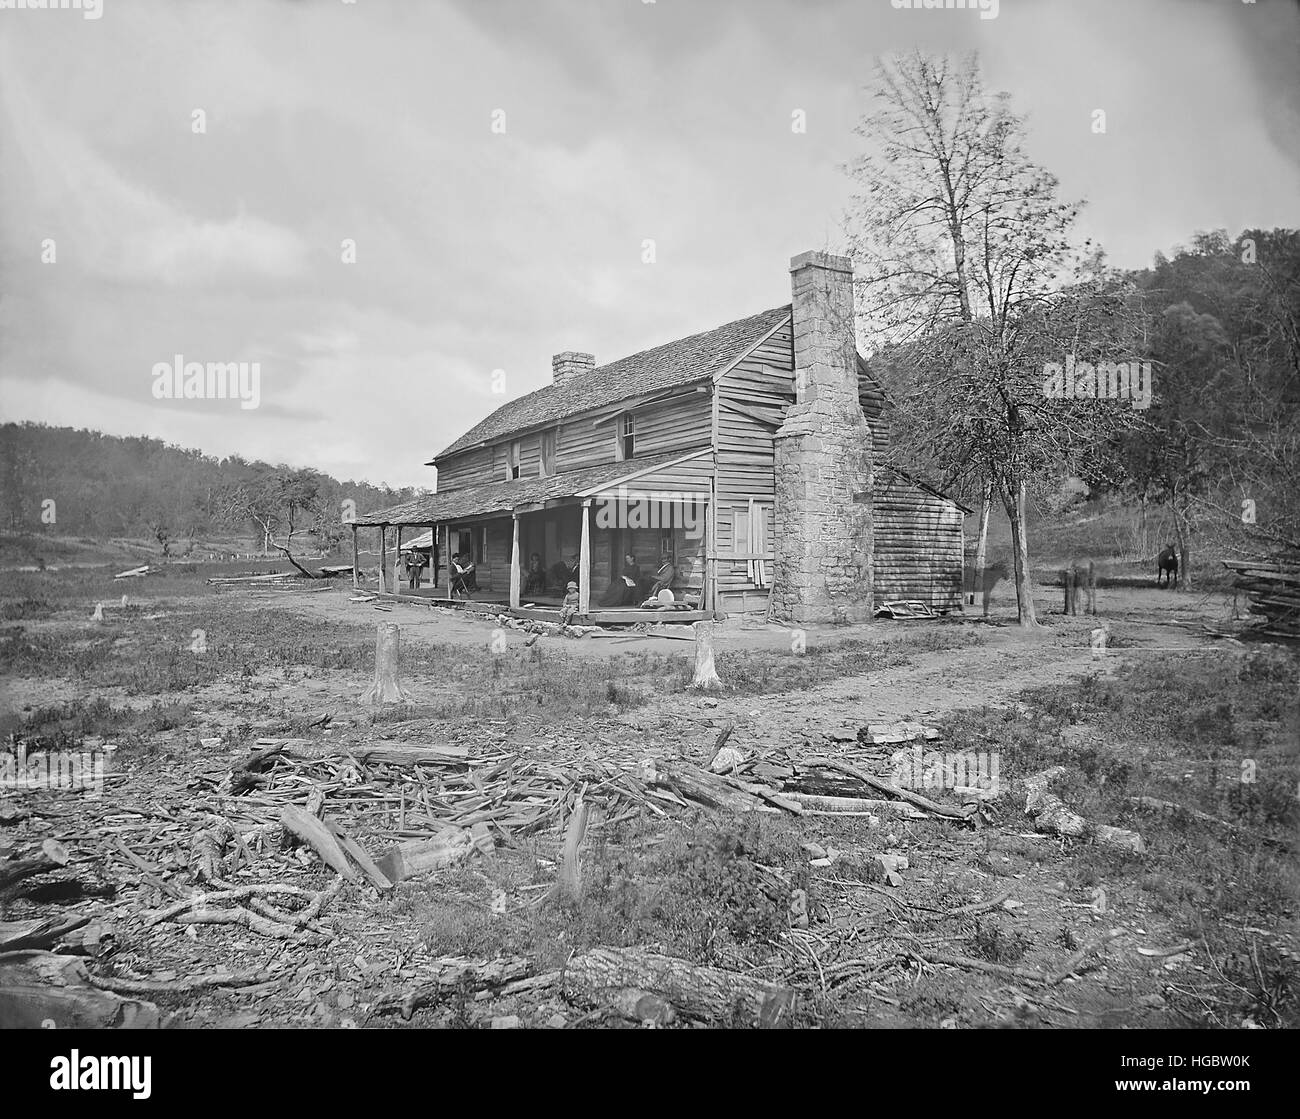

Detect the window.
[
  {"left": 615, "top": 412, "right": 634, "bottom": 461},
  {"left": 729, "top": 501, "right": 770, "bottom": 587},
  {"left": 507, "top": 440, "right": 521, "bottom": 480},
  {"left": 453, "top": 527, "right": 484, "bottom": 565},
  {"left": 539, "top": 430, "right": 555, "bottom": 478}
]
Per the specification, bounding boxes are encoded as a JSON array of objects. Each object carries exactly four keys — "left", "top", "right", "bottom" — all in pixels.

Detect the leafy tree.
[{"left": 846, "top": 51, "right": 1140, "bottom": 625}]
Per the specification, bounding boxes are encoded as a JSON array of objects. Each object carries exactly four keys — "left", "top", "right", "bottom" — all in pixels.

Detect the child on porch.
[{"left": 559, "top": 580, "right": 580, "bottom": 626}]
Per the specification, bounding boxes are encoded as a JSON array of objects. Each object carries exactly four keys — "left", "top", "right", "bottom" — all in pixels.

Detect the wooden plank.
[
  {"left": 324, "top": 818, "right": 393, "bottom": 891},
  {"left": 280, "top": 806, "right": 359, "bottom": 882}
]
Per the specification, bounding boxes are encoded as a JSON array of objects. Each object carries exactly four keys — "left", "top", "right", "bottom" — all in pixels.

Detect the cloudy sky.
[{"left": 1, "top": 0, "right": 1297, "bottom": 489}]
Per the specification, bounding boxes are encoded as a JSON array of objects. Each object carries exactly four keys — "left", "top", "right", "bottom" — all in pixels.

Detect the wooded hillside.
[{"left": 0, "top": 423, "right": 426, "bottom": 553}]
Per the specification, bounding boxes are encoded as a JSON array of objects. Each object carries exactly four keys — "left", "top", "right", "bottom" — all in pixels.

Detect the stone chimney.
[
  {"left": 769, "top": 250, "right": 874, "bottom": 625},
  {"left": 552, "top": 351, "right": 595, "bottom": 386}
]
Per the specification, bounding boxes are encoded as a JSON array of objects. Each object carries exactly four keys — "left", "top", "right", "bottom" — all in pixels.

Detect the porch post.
[
  {"left": 579, "top": 499, "right": 592, "bottom": 615},
  {"left": 378, "top": 525, "right": 387, "bottom": 594},
  {"left": 705, "top": 486, "right": 715, "bottom": 612},
  {"left": 351, "top": 525, "right": 359, "bottom": 589},
  {"left": 510, "top": 512, "right": 521, "bottom": 608},
  {"left": 395, "top": 525, "right": 403, "bottom": 596},
  {"left": 443, "top": 524, "right": 452, "bottom": 601}
]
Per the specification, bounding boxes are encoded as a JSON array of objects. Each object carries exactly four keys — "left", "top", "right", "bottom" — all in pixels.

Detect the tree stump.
[
  {"left": 556, "top": 795, "right": 589, "bottom": 902},
  {"left": 362, "top": 621, "right": 412, "bottom": 705},
  {"left": 689, "top": 621, "right": 723, "bottom": 690}
]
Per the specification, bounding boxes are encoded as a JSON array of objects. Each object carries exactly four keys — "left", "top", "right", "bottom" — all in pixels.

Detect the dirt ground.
[{"left": 1, "top": 570, "right": 1293, "bottom": 1030}]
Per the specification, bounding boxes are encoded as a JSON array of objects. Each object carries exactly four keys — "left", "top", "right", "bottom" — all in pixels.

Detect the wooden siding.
[
  {"left": 873, "top": 473, "right": 964, "bottom": 610},
  {"left": 859, "top": 375, "right": 891, "bottom": 456},
  {"left": 436, "top": 446, "right": 492, "bottom": 492},
  {"left": 557, "top": 391, "right": 710, "bottom": 474},
  {"left": 713, "top": 320, "right": 793, "bottom": 608}
]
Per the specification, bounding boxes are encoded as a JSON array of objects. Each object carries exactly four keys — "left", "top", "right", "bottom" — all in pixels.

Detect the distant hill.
[{"left": 0, "top": 422, "right": 425, "bottom": 552}]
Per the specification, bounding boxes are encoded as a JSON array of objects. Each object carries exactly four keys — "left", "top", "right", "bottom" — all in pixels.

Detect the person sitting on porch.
[
  {"left": 450, "top": 552, "right": 477, "bottom": 598},
  {"left": 598, "top": 554, "right": 642, "bottom": 607},
  {"left": 559, "top": 580, "right": 580, "bottom": 625},
  {"left": 548, "top": 554, "right": 577, "bottom": 589},
  {"left": 648, "top": 557, "right": 675, "bottom": 598},
  {"left": 524, "top": 552, "right": 546, "bottom": 595}
]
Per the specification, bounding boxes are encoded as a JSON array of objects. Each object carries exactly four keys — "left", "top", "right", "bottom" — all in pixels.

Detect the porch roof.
[{"left": 354, "top": 447, "right": 711, "bottom": 527}]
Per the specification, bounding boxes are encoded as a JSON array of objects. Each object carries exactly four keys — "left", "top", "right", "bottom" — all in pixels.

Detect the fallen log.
[
  {"left": 344, "top": 743, "right": 469, "bottom": 766},
  {"left": 0, "top": 915, "right": 92, "bottom": 953},
  {"left": 371, "top": 956, "right": 535, "bottom": 1020},
  {"left": 564, "top": 946, "right": 794, "bottom": 1027},
  {"left": 88, "top": 971, "right": 273, "bottom": 995},
  {"left": 720, "top": 775, "right": 803, "bottom": 814},
  {"left": 608, "top": 988, "right": 676, "bottom": 1026},
  {"left": 780, "top": 791, "right": 929, "bottom": 819},
  {"left": 802, "top": 757, "right": 971, "bottom": 821},
  {"left": 189, "top": 818, "right": 234, "bottom": 883},
  {"left": 261, "top": 741, "right": 468, "bottom": 767},
  {"left": 375, "top": 828, "right": 473, "bottom": 884},
  {"left": 0, "top": 839, "right": 70, "bottom": 891},
  {"left": 1024, "top": 769, "right": 1145, "bottom": 854},
  {"left": 857, "top": 721, "right": 941, "bottom": 745},
  {"left": 0, "top": 951, "right": 159, "bottom": 1029},
  {"left": 653, "top": 764, "right": 763, "bottom": 814}
]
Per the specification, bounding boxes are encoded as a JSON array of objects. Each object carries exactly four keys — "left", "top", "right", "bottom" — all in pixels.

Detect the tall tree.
[{"left": 846, "top": 51, "right": 1138, "bottom": 626}]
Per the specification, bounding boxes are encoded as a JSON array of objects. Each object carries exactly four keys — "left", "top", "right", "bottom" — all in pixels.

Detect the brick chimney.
[
  {"left": 769, "top": 250, "right": 874, "bottom": 625},
  {"left": 552, "top": 351, "right": 595, "bottom": 386}
]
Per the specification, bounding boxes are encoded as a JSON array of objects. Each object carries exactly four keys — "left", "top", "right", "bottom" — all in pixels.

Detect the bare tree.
[{"left": 846, "top": 51, "right": 1139, "bottom": 626}]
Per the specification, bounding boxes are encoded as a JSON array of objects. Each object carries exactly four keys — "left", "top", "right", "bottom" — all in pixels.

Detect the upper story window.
[
  {"left": 508, "top": 439, "right": 521, "bottom": 480},
  {"left": 539, "top": 430, "right": 555, "bottom": 478},
  {"left": 616, "top": 412, "right": 635, "bottom": 461}
]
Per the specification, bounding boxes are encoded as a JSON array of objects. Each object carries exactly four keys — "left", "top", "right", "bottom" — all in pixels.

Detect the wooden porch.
[{"left": 359, "top": 590, "right": 713, "bottom": 626}]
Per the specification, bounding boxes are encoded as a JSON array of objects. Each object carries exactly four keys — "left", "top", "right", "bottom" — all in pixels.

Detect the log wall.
[{"left": 873, "top": 471, "right": 965, "bottom": 610}]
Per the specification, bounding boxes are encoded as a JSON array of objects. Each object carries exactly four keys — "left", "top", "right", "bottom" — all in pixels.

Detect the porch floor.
[{"left": 364, "top": 589, "right": 710, "bottom": 625}]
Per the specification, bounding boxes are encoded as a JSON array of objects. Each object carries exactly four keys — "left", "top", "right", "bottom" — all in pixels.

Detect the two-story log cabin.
[{"left": 352, "top": 250, "right": 966, "bottom": 624}]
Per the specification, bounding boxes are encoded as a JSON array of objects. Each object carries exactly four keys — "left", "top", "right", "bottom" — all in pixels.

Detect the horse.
[
  {"left": 1156, "top": 544, "right": 1178, "bottom": 587},
  {"left": 963, "top": 560, "right": 1011, "bottom": 617}
]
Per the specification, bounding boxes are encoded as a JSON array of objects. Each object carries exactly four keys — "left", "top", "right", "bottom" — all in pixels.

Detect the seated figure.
[
  {"left": 524, "top": 552, "right": 546, "bottom": 595},
  {"left": 450, "top": 553, "right": 478, "bottom": 597}
]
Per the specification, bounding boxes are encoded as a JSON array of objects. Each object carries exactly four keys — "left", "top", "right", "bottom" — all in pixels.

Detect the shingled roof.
[
  {"left": 355, "top": 448, "right": 710, "bottom": 526},
  {"left": 433, "top": 304, "right": 792, "bottom": 462}
]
